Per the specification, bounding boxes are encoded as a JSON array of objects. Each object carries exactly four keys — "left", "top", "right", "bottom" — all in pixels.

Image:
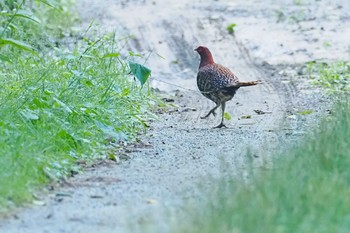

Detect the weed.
[
  {"left": 307, "top": 61, "right": 350, "bottom": 92},
  {"left": 0, "top": 0, "right": 159, "bottom": 209}
]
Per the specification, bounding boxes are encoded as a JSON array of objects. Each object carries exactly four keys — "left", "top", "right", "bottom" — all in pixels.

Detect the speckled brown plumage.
[{"left": 195, "top": 46, "right": 261, "bottom": 128}]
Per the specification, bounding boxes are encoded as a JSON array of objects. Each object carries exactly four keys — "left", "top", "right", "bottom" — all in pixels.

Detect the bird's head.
[{"left": 194, "top": 46, "right": 214, "bottom": 68}]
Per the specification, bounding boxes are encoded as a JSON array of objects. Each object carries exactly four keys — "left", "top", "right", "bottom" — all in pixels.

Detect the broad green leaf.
[
  {"left": 55, "top": 130, "right": 78, "bottom": 149},
  {"left": 32, "top": 97, "right": 49, "bottom": 109},
  {"left": 0, "top": 38, "right": 38, "bottom": 55},
  {"left": 129, "top": 61, "right": 151, "bottom": 86}
]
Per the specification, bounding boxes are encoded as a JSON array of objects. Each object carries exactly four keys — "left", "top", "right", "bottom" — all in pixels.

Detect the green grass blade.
[{"left": 0, "top": 38, "right": 38, "bottom": 55}]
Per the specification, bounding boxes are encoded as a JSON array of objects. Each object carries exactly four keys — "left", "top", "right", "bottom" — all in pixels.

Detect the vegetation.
[
  {"left": 226, "top": 23, "right": 237, "bottom": 34},
  {"left": 0, "top": 0, "right": 157, "bottom": 209},
  {"left": 308, "top": 61, "right": 350, "bottom": 92},
  {"left": 173, "top": 62, "right": 350, "bottom": 233}
]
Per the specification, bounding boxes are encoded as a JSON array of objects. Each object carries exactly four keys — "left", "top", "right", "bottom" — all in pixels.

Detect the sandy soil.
[{"left": 1, "top": 0, "right": 349, "bottom": 232}]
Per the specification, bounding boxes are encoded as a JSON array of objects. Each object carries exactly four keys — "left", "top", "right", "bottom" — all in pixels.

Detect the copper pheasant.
[{"left": 195, "top": 46, "right": 261, "bottom": 128}]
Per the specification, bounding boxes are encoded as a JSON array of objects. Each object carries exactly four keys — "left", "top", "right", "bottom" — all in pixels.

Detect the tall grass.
[
  {"left": 0, "top": 1, "right": 157, "bottom": 208},
  {"left": 174, "top": 65, "right": 350, "bottom": 233}
]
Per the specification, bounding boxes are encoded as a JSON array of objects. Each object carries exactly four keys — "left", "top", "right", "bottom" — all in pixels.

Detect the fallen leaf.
[
  {"left": 224, "top": 112, "right": 231, "bottom": 120},
  {"left": 298, "top": 109, "right": 314, "bottom": 115}
]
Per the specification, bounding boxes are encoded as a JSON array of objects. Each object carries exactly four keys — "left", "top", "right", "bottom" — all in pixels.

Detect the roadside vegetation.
[
  {"left": 0, "top": 0, "right": 157, "bottom": 209},
  {"left": 173, "top": 61, "right": 350, "bottom": 233}
]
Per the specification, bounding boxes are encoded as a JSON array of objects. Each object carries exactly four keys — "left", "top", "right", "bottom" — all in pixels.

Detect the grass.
[
  {"left": 172, "top": 62, "right": 350, "bottom": 233},
  {"left": 0, "top": 0, "right": 158, "bottom": 209}
]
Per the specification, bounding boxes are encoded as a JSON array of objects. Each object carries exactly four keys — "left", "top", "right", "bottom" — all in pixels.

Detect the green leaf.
[
  {"left": 20, "top": 109, "right": 39, "bottom": 120},
  {"left": 53, "top": 97, "right": 72, "bottom": 113},
  {"left": 224, "top": 112, "right": 232, "bottom": 120},
  {"left": 128, "top": 61, "right": 151, "bottom": 86},
  {"left": 55, "top": 130, "right": 78, "bottom": 149},
  {"left": 95, "top": 120, "right": 127, "bottom": 141},
  {"left": 298, "top": 109, "right": 314, "bottom": 115},
  {"left": 14, "top": 10, "right": 41, "bottom": 24},
  {"left": 0, "top": 38, "right": 38, "bottom": 55},
  {"left": 128, "top": 51, "right": 142, "bottom": 57},
  {"left": 103, "top": 53, "right": 120, "bottom": 58},
  {"left": 226, "top": 23, "right": 237, "bottom": 34},
  {"left": 0, "top": 53, "right": 11, "bottom": 62},
  {"left": 37, "top": 0, "right": 60, "bottom": 8},
  {"left": 108, "top": 153, "right": 119, "bottom": 162}
]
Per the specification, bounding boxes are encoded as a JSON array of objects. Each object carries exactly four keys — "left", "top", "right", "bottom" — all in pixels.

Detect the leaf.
[
  {"left": 53, "top": 97, "right": 72, "bottom": 113},
  {"left": 226, "top": 23, "right": 237, "bottom": 34},
  {"left": 224, "top": 112, "right": 232, "bottom": 120},
  {"left": 108, "top": 153, "right": 120, "bottom": 163},
  {"left": 14, "top": 10, "right": 41, "bottom": 24},
  {"left": 0, "top": 38, "right": 38, "bottom": 55},
  {"left": 21, "top": 109, "right": 39, "bottom": 120},
  {"left": 298, "top": 110, "right": 314, "bottom": 115},
  {"left": 0, "top": 53, "right": 11, "bottom": 62},
  {"left": 37, "top": 0, "right": 60, "bottom": 8},
  {"left": 128, "top": 51, "right": 142, "bottom": 57},
  {"left": 103, "top": 53, "right": 120, "bottom": 58},
  {"left": 95, "top": 120, "right": 127, "bottom": 141},
  {"left": 55, "top": 130, "right": 78, "bottom": 149},
  {"left": 129, "top": 61, "right": 151, "bottom": 86}
]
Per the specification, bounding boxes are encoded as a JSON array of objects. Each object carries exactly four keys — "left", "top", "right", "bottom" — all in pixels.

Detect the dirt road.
[{"left": 1, "top": 0, "right": 349, "bottom": 232}]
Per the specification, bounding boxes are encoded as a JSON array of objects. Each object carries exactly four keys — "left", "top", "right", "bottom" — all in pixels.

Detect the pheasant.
[{"left": 195, "top": 46, "right": 261, "bottom": 128}]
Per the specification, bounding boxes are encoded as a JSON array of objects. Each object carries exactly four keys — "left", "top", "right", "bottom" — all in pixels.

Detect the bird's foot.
[
  {"left": 213, "top": 122, "right": 227, "bottom": 128},
  {"left": 200, "top": 110, "right": 216, "bottom": 119}
]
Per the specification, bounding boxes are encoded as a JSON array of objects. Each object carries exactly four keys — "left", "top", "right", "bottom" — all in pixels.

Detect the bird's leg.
[
  {"left": 201, "top": 103, "right": 220, "bottom": 119},
  {"left": 214, "top": 102, "right": 227, "bottom": 128}
]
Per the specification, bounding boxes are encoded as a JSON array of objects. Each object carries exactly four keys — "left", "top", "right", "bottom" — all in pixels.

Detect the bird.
[{"left": 195, "top": 46, "right": 261, "bottom": 128}]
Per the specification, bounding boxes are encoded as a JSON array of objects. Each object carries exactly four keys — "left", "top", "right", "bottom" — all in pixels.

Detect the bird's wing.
[{"left": 198, "top": 64, "right": 239, "bottom": 90}]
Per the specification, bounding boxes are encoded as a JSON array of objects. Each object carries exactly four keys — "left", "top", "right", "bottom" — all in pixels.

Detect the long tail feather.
[{"left": 237, "top": 80, "right": 262, "bottom": 87}]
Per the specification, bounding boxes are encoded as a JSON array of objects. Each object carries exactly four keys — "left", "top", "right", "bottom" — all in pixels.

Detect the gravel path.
[{"left": 1, "top": 0, "right": 349, "bottom": 232}]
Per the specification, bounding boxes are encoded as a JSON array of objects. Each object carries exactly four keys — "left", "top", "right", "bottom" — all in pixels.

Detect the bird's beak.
[{"left": 194, "top": 48, "right": 198, "bottom": 51}]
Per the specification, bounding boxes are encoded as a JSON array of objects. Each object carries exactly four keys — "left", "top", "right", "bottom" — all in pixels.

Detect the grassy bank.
[
  {"left": 0, "top": 1, "right": 157, "bottom": 208},
  {"left": 174, "top": 62, "right": 350, "bottom": 233}
]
